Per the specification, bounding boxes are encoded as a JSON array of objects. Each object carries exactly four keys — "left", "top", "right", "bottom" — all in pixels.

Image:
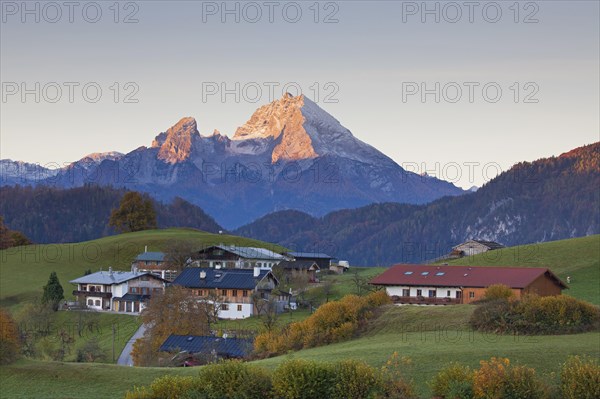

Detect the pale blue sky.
[{"left": 1, "top": 1, "right": 598, "bottom": 188}]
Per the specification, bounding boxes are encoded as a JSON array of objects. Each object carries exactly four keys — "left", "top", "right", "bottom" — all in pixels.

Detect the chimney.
[
  {"left": 144, "top": 245, "right": 148, "bottom": 253},
  {"left": 108, "top": 267, "right": 113, "bottom": 275},
  {"left": 253, "top": 267, "right": 260, "bottom": 277},
  {"left": 200, "top": 271, "right": 207, "bottom": 279}
]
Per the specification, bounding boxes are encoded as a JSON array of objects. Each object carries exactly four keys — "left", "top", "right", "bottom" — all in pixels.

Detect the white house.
[
  {"left": 171, "top": 267, "right": 279, "bottom": 319},
  {"left": 192, "top": 245, "right": 288, "bottom": 269},
  {"left": 70, "top": 269, "right": 166, "bottom": 313}
]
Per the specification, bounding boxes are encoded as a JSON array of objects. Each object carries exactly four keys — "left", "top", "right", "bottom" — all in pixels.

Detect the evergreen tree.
[
  {"left": 42, "top": 272, "right": 64, "bottom": 311},
  {"left": 109, "top": 191, "right": 158, "bottom": 233}
]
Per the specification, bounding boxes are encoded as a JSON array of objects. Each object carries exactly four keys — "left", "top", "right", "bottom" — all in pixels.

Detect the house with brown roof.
[{"left": 370, "top": 264, "right": 567, "bottom": 305}]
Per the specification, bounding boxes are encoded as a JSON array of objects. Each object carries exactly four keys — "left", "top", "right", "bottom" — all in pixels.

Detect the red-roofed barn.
[{"left": 370, "top": 264, "right": 567, "bottom": 305}]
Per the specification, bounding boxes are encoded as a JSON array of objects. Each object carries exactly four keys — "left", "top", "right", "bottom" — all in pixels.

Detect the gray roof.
[
  {"left": 201, "top": 245, "right": 286, "bottom": 261},
  {"left": 277, "top": 260, "right": 320, "bottom": 270},
  {"left": 135, "top": 252, "right": 166, "bottom": 262},
  {"left": 285, "top": 252, "right": 334, "bottom": 259},
  {"left": 171, "top": 267, "right": 274, "bottom": 290},
  {"left": 453, "top": 240, "right": 505, "bottom": 250},
  {"left": 70, "top": 270, "right": 159, "bottom": 285}
]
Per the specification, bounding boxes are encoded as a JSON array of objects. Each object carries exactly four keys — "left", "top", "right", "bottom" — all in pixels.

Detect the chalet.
[
  {"left": 275, "top": 260, "right": 320, "bottom": 283},
  {"left": 70, "top": 269, "right": 166, "bottom": 313},
  {"left": 131, "top": 250, "right": 179, "bottom": 281},
  {"left": 192, "top": 245, "right": 288, "bottom": 269},
  {"left": 159, "top": 335, "right": 252, "bottom": 365},
  {"left": 329, "top": 260, "right": 350, "bottom": 274},
  {"left": 370, "top": 264, "right": 567, "bottom": 305},
  {"left": 284, "top": 252, "right": 335, "bottom": 270},
  {"left": 452, "top": 240, "right": 505, "bottom": 257},
  {"left": 171, "top": 267, "right": 279, "bottom": 319}
]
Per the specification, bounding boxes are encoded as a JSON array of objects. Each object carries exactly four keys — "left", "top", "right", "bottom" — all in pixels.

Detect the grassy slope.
[
  {"left": 0, "top": 228, "right": 287, "bottom": 311},
  {"left": 443, "top": 234, "right": 600, "bottom": 304}
]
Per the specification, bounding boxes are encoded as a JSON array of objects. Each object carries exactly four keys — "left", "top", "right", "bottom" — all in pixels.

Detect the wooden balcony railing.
[
  {"left": 390, "top": 296, "right": 461, "bottom": 305},
  {"left": 72, "top": 290, "right": 112, "bottom": 299}
]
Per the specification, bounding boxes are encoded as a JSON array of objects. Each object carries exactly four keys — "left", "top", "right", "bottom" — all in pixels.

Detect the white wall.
[
  {"left": 85, "top": 296, "right": 104, "bottom": 310},
  {"left": 386, "top": 286, "right": 462, "bottom": 298},
  {"left": 218, "top": 302, "right": 253, "bottom": 319}
]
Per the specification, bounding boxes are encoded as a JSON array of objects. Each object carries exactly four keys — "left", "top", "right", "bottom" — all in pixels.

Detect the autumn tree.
[
  {"left": 0, "top": 216, "right": 31, "bottom": 249},
  {"left": 109, "top": 191, "right": 157, "bottom": 233},
  {"left": 252, "top": 292, "right": 279, "bottom": 332},
  {"left": 132, "top": 286, "right": 211, "bottom": 366},
  {"left": 0, "top": 307, "right": 20, "bottom": 365},
  {"left": 42, "top": 272, "right": 64, "bottom": 311},
  {"left": 164, "top": 240, "right": 196, "bottom": 272}
]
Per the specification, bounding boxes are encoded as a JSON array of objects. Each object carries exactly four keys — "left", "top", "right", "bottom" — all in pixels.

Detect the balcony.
[
  {"left": 390, "top": 296, "right": 461, "bottom": 305},
  {"left": 72, "top": 290, "right": 112, "bottom": 299}
]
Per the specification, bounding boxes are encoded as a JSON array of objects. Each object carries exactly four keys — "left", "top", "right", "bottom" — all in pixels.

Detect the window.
[
  {"left": 402, "top": 289, "right": 410, "bottom": 297},
  {"left": 142, "top": 287, "right": 148, "bottom": 295},
  {"left": 436, "top": 272, "right": 445, "bottom": 276},
  {"left": 421, "top": 272, "right": 429, "bottom": 276},
  {"left": 141, "top": 275, "right": 148, "bottom": 281},
  {"left": 416, "top": 289, "right": 422, "bottom": 296},
  {"left": 428, "top": 290, "right": 436, "bottom": 298},
  {"left": 456, "top": 291, "right": 462, "bottom": 298},
  {"left": 95, "top": 300, "right": 100, "bottom": 306},
  {"left": 237, "top": 305, "right": 242, "bottom": 311},
  {"left": 221, "top": 304, "right": 229, "bottom": 311},
  {"left": 404, "top": 271, "right": 413, "bottom": 275},
  {"left": 221, "top": 289, "right": 227, "bottom": 296},
  {"left": 447, "top": 290, "right": 451, "bottom": 297},
  {"left": 131, "top": 287, "right": 138, "bottom": 294},
  {"left": 257, "top": 262, "right": 262, "bottom": 267},
  {"left": 87, "top": 299, "right": 93, "bottom": 306},
  {"left": 232, "top": 290, "right": 238, "bottom": 297},
  {"left": 469, "top": 292, "right": 475, "bottom": 299},
  {"left": 242, "top": 290, "right": 248, "bottom": 297}
]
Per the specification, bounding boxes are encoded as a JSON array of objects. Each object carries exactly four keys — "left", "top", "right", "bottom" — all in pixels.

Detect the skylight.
[
  {"left": 404, "top": 271, "right": 413, "bottom": 275},
  {"left": 421, "top": 272, "right": 429, "bottom": 275},
  {"left": 436, "top": 272, "right": 445, "bottom": 276}
]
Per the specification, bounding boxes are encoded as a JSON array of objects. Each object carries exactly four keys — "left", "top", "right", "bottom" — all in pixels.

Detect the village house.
[
  {"left": 159, "top": 335, "right": 253, "bottom": 366},
  {"left": 275, "top": 260, "right": 320, "bottom": 283},
  {"left": 284, "top": 251, "right": 335, "bottom": 270},
  {"left": 452, "top": 240, "right": 505, "bottom": 257},
  {"left": 70, "top": 269, "right": 166, "bottom": 313},
  {"left": 130, "top": 250, "right": 180, "bottom": 281},
  {"left": 329, "top": 260, "right": 350, "bottom": 274},
  {"left": 192, "top": 245, "right": 288, "bottom": 269},
  {"left": 370, "top": 264, "right": 567, "bottom": 305},
  {"left": 171, "top": 267, "right": 279, "bottom": 319}
]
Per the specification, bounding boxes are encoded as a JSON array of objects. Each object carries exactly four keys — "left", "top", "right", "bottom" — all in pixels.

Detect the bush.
[
  {"left": 197, "top": 360, "right": 272, "bottom": 399},
  {"left": 472, "top": 358, "right": 545, "bottom": 399},
  {"left": 430, "top": 363, "right": 474, "bottom": 399},
  {"left": 470, "top": 295, "right": 600, "bottom": 335},
  {"left": 560, "top": 355, "right": 600, "bottom": 399},
  {"left": 483, "top": 284, "right": 514, "bottom": 301},
  {"left": 332, "top": 360, "right": 378, "bottom": 399},
  {"left": 0, "top": 307, "right": 19, "bottom": 365},
  {"left": 272, "top": 359, "right": 335, "bottom": 399},
  {"left": 76, "top": 337, "right": 106, "bottom": 362}
]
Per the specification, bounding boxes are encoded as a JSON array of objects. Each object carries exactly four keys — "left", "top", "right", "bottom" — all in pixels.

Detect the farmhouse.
[
  {"left": 70, "top": 269, "right": 166, "bottom": 313},
  {"left": 284, "top": 251, "right": 335, "bottom": 270},
  {"left": 275, "top": 260, "right": 320, "bottom": 283},
  {"left": 171, "top": 267, "right": 279, "bottom": 319},
  {"left": 452, "top": 240, "right": 505, "bottom": 257},
  {"left": 159, "top": 335, "right": 252, "bottom": 365},
  {"left": 370, "top": 264, "right": 567, "bottom": 305},
  {"left": 192, "top": 244, "right": 288, "bottom": 269},
  {"left": 131, "top": 250, "right": 179, "bottom": 281}
]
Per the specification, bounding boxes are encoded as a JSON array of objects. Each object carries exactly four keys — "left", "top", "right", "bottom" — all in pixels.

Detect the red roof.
[{"left": 370, "top": 264, "right": 567, "bottom": 289}]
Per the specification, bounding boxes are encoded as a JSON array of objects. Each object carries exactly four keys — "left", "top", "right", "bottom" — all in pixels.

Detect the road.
[{"left": 117, "top": 323, "right": 147, "bottom": 366}]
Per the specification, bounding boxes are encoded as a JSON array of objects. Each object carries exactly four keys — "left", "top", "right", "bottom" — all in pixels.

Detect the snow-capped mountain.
[{"left": 1, "top": 94, "right": 465, "bottom": 228}]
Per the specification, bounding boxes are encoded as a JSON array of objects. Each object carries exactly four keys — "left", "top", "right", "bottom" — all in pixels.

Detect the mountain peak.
[{"left": 153, "top": 117, "right": 199, "bottom": 164}]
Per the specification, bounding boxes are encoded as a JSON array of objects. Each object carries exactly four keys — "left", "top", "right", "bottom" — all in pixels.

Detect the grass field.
[
  {"left": 443, "top": 234, "right": 600, "bottom": 304},
  {"left": 0, "top": 228, "right": 287, "bottom": 312}
]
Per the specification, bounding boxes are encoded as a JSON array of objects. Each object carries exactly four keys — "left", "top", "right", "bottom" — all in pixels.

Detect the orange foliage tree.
[{"left": 0, "top": 307, "right": 20, "bottom": 364}]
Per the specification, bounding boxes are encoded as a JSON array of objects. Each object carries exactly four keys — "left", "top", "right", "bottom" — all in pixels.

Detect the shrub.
[
  {"left": 472, "top": 357, "right": 546, "bottom": 399},
  {"left": 503, "top": 365, "right": 545, "bottom": 399},
  {"left": 272, "top": 359, "right": 335, "bottom": 399},
  {"left": 0, "top": 307, "right": 19, "bottom": 365},
  {"left": 149, "top": 376, "right": 201, "bottom": 399},
  {"left": 430, "top": 363, "right": 474, "bottom": 399},
  {"left": 470, "top": 295, "right": 600, "bottom": 335},
  {"left": 332, "top": 360, "right": 378, "bottom": 399},
  {"left": 483, "top": 284, "right": 514, "bottom": 301},
  {"left": 76, "top": 337, "right": 106, "bottom": 362},
  {"left": 560, "top": 355, "right": 600, "bottom": 399},
  {"left": 197, "top": 360, "right": 272, "bottom": 399},
  {"left": 377, "top": 352, "right": 417, "bottom": 399}
]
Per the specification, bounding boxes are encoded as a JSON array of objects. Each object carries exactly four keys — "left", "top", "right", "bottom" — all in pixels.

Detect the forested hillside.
[{"left": 0, "top": 185, "right": 223, "bottom": 243}]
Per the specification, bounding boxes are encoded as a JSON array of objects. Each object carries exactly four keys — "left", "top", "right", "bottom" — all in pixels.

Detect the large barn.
[{"left": 370, "top": 264, "right": 567, "bottom": 305}]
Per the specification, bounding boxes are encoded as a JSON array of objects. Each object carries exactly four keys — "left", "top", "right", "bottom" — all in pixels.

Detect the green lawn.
[
  {"left": 0, "top": 228, "right": 287, "bottom": 312},
  {"left": 443, "top": 235, "right": 600, "bottom": 304}
]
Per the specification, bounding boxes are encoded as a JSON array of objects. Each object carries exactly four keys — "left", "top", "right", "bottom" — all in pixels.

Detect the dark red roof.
[{"left": 370, "top": 264, "right": 567, "bottom": 289}]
